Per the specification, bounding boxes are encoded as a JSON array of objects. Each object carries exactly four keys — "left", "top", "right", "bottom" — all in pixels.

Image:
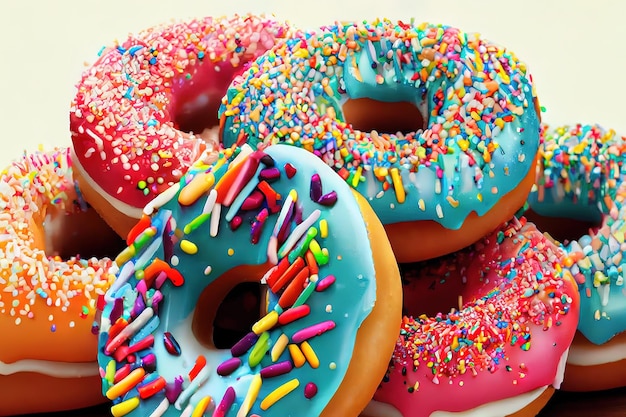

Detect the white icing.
[
  {"left": 0, "top": 359, "right": 99, "bottom": 378},
  {"left": 363, "top": 386, "right": 548, "bottom": 417},
  {"left": 553, "top": 348, "right": 569, "bottom": 389},
  {"left": 362, "top": 350, "right": 570, "bottom": 417},
  {"left": 70, "top": 147, "right": 144, "bottom": 219},
  {"left": 567, "top": 338, "right": 626, "bottom": 366}
]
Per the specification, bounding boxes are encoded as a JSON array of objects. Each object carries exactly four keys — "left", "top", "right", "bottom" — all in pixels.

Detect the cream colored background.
[{"left": 0, "top": 0, "right": 624, "bottom": 167}]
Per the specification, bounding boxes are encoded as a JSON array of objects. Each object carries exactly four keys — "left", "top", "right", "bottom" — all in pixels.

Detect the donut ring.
[
  {"left": 362, "top": 217, "right": 580, "bottom": 417},
  {"left": 0, "top": 148, "right": 122, "bottom": 415},
  {"left": 525, "top": 123, "right": 626, "bottom": 391},
  {"left": 97, "top": 144, "right": 401, "bottom": 416},
  {"left": 70, "top": 14, "right": 299, "bottom": 237},
  {"left": 219, "top": 19, "right": 542, "bottom": 262}
]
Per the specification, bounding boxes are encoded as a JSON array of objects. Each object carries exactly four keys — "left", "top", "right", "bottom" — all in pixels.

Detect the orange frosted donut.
[
  {"left": 0, "top": 148, "right": 124, "bottom": 415},
  {"left": 219, "top": 19, "right": 542, "bottom": 262},
  {"left": 70, "top": 14, "right": 299, "bottom": 237},
  {"left": 362, "top": 217, "right": 580, "bottom": 417},
  {"left": 96, "top": 144, "right": 402, "bottom": 417}
]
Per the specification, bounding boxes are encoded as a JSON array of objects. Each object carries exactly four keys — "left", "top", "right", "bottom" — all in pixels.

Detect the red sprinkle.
[
  {"left": 304, "top": 382, "right": 318, "bottom": 399},
  {"left": 278, "top": 304, "right": 311, "bottom": 325},
  {"left": 284, "top": 163, "right": 297, "bottom": 178},
  {"left": 138, "top": 375, "right": 167, "bottom": 399},
  {"left": 188, "top": 355, "right": 207, "bottom": 381}
]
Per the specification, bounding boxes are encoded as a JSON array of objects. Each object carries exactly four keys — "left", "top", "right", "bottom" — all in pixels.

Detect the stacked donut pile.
[{"left": 1, "top": 13, "right": 625, "bottom": 417}]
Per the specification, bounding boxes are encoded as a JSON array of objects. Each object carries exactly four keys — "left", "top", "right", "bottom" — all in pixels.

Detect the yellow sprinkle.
[
  {"left": 178, "top": 172, "right": 215, "bottom": 206},
  {"left": 260, "top": 378, "right": 300, "bottom": 410},
  {"left": 389, "top": 168, "right": 405, "bottom": 204},
  {"left": 319, "top": 219, "right": 328, "bottom": 239},
  {"left": 228, "top": 248, "right": 235, "bottom": 256},
  {"left": 418, "top": 199, "right": 425, "bottom": 211},
  {"left": 115, "top": 246, "right": 136, "bottom": 267},
  {"left": 271, "top": 333, "right": 289, "bottom": 362},
  {"left": 288, "top": 344, "right": 306, "bottom": 368},
  {"left": 191, "top": 395, "right": 212, "bottom": 417},
  {"left": 300, "top": 341, "right": 320, "bottom": 368},
  {"left": 104, "top": 359, "right": 116, "bottom": 386},
  {"left": 106, "top": 368, "right": 146, "bottom": 400},
  {"left": 446, "top": 196, "right": 459, "bottom": 208},
  {"left": 237, "top": 374, "right": 262, "bottom": 417},
  {"left": 288, "top": 189, "right": 298, "bottom": 202},
  {"left": 252, "top": 310, "right": 279, "bottom": 335},
  {"left": 111, "top": 397, "right": 140, "bottom": 417},
  {"left": 180, "top": 239, "right": 198, "bottom": 255}
]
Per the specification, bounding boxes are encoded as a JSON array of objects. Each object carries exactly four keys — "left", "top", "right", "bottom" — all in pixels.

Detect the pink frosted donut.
[
  {"left": 70, "top": 14, "right": 299, "bottom": 237},
  {"left": 363, "top": 217, "right": 580, "bottom": 417}
]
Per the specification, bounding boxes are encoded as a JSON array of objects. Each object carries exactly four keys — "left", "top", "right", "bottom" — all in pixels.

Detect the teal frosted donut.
[
  {"left": 525, "top": 123, "right": 626, "bottom": 391},
  {"left": 96, "top": 144, "right": 401, "bottom": 416},
  {"left": 219, "top": 19, "right": 542, "bottom": 262}
]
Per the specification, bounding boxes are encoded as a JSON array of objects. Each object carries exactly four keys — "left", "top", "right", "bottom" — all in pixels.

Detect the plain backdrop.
[{"left": 0, "top": 0, "right": 624, "bottom": 167}]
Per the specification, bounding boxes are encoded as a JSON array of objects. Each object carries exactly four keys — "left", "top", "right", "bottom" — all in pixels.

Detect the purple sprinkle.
[
  {"left": 164, "top": 375, "right": 184, "bottom": 403},
  {"left": 317, "top": 191, "right": 337, "bottom": 206},
  {"left": 140, "top": 353, "right": 157, "bottom": 373},
  {"left": 260, "top": 361, "right": 293, "bottom": 378},
  {"left": 215, "top": 386, "right": 236, "bottom": 415},
  {"left": 109, "top": 298, "right": 123, "bottom": 323},
  {"left": 163, "top": 331, "right": 182, "bottom": 356},
  {"left": 231, "top": 332, "right": 259, "bottom": 357},
  {"left": 216, "top": 357, "right": 242, "bottom": 376},
  {"left": 258, "top": 167, "right": 280, "bottom": 182},
  {"left": 310, "top": 173, "right": 322, "bottom": 202},
  {"left": 131, "top": 295, "right": 146, "bottom": 319},
  {"left": 304, "top": 382, "right": 318, "bottom": 399}
]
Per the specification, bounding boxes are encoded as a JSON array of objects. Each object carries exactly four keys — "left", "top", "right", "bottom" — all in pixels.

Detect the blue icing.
[
  {"left": 219, "top": 20, "right": 541, "bottom": 230},
  {"left": 97, "top": 145, "right": 384, "bottom": 416},
  {"left": 525, "top": 124, "right": 626, "bottom": 345}
]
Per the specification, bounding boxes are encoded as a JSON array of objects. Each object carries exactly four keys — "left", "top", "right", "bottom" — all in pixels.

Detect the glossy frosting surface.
[
  {"left": 0, "top": 148, "right": 115, "bottom": 364},
  {"left": 97, "top": 144, "right": 383, "bottom": 416},
  {"left": 70, "top": 15, "right": 299, "bottom": 210},
  {"left": 372, "top": 217, "right": 579, "bottom": 416},
  {"left": 220, "top": 19, "right": 541, "bottom": 229},
  {"left": 527, "top": 124, "right": 626, "bottom": 345}
]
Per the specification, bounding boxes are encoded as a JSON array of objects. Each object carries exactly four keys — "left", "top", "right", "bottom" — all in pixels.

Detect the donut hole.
[
  {"left": 192, "top": 266, "right": 267, "bottom": 350},
  {"left": 212, "top": 282, "right": 264, "bottom": 348},
  {"left": 341, "top": 98, "right": 427, "bottom": 137},
  {"left": 170, "top": 61, "right": 243, "bottom": 145},
  {"left": 524, "top": 209, "right": 603, "bottom": 244},
  {"left": 400, "top": 262, "right": 468, "bottom": 318},
  {"left": 43, "top": 206, "right": 127, "bottom": 260}
]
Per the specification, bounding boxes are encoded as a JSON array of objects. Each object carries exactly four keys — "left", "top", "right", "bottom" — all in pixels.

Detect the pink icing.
[
  {"left": 70, "top": 14, "right": 298, "bottom": 210},
  {"left": 375, "top": 217, "right": 580, "bottom": 416}
]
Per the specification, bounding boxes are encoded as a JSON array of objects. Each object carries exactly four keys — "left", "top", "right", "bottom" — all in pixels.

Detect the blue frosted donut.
[
  {"left": 219, "top": 19, "right": 541, "bottom": 262},
  {"left": 96, "top": 144, "right": 401, "bottom": 416},
  {"left": 525, "top": 123, "right": 626, "bottom": 391}
]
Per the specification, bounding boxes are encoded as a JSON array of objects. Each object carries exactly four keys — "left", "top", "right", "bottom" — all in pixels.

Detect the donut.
[
  {"left": 524, "top": 123, "right": 626, "bottom": 391},
  {"left": 96, "top": 144, "right": 402, "bottom": 416},
  {"left": 0, "top": 148, "right": 125, "bottom": 415},
  {"left": 70, "top": 14, "right": 299, "bottom": 237},
  {"left": 219, "top": 18, "right": 542, "bottom": 262},
  {"left": 362, "top": 216, "right": 580, "bottom": 417}
]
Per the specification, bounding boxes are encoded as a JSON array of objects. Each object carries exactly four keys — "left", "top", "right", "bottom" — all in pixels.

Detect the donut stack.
[{"left": 0, "top": 13, "right": 623, "bottom": 417}]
